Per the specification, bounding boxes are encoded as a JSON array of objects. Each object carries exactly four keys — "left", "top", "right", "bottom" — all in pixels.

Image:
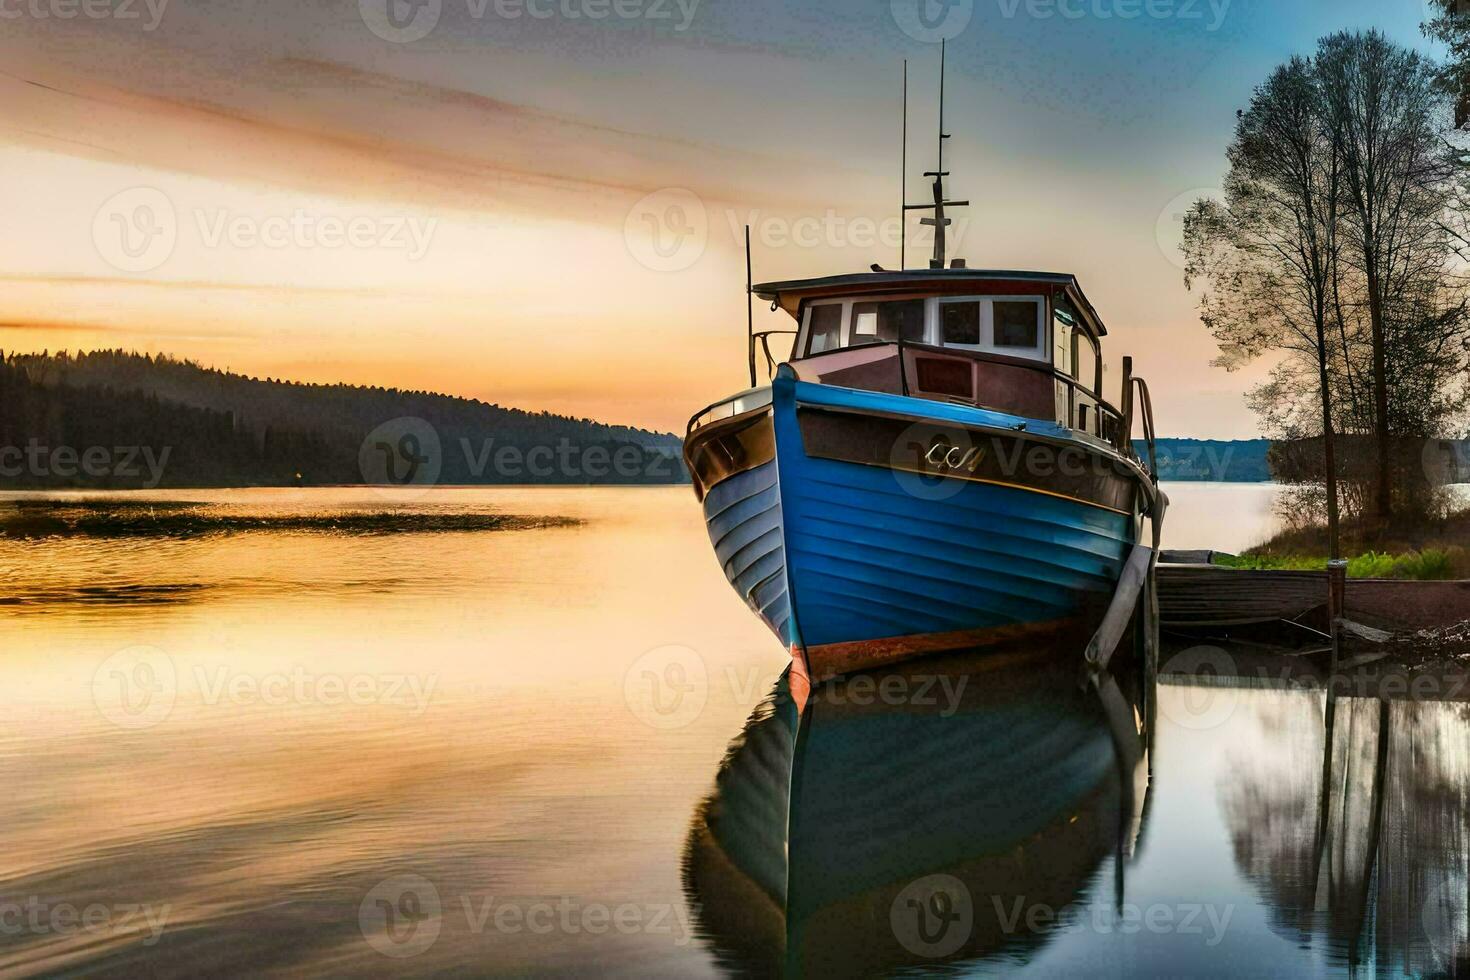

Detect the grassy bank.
[{"left": 1222, "top": 509, "right": 1470, "bottom": 579}]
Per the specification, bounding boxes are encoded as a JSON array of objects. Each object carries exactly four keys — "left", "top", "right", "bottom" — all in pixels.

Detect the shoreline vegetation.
[
  {"left": 0, "top": 350, "right": 685, "bottom": 489},
  {"left": 1219, "top": 509, "right": 1470, "bottom": 579},
  {"left": 0, "top": 499, "right": 581, "bottom": 538}
]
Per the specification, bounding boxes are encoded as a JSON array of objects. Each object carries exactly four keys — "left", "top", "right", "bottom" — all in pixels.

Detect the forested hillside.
[{"left": 0, "top": 351, "right": 685, "bottom": 489}]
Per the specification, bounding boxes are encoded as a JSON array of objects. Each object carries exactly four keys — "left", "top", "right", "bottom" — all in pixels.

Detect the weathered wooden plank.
[{"left": 1158, "top": 564, "right": 1470, "bottom": 631}]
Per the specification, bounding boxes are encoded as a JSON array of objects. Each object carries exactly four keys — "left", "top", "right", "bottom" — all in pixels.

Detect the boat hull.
[{"left": 687, "top": 369, "right": 1143, "bottom": 676}]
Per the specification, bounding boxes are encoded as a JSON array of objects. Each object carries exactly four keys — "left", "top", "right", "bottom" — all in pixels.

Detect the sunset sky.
[{"left": 0, "top": 0, "right": 1439, "bottom": 437}]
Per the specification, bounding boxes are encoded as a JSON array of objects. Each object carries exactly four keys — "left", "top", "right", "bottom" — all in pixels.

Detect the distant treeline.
[
  {"left": 0, "top": 350, "right": 686, "bottom": 489},
  {"left": 1153, "top": 439, "right": 1274, "bottom": 482}
]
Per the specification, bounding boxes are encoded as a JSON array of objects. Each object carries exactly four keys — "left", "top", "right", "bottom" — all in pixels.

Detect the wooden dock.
[{"left": 1157, "top": 557, "right": 1470, "bottom": 632}]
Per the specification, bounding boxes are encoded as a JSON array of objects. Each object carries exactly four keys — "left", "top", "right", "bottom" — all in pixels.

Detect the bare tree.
[
  {"left": 1315, "top": 31, "right": 1454, "bottom": 523},
  {"left": 1423, "top": 0, "right": 1470, "bottom": 129},
  {"left": 1184, "top": 57, "right": 1345, "bottom": 555}
]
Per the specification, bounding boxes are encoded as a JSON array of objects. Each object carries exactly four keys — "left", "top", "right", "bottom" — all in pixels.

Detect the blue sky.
[{"left": 0, "top": 0, "right": 1447, "bottom": 435}]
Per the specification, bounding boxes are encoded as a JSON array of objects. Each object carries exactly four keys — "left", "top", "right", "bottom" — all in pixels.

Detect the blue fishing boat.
[{"left": 684, "top": 50, "right": 1163, "bottom": 681}]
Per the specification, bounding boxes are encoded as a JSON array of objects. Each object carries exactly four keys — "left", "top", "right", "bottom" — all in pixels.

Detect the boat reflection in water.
[
  {"left": 683, "top": 640, "right": 1151, "bottom": 977},
  {"left": 1215, "top": 683, "right": 1470, "bottom": 977}
]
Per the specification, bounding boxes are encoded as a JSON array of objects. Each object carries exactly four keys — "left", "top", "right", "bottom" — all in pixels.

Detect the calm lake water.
[{"left": 0, "top": 483, "right": 1464, "bottom": 977}]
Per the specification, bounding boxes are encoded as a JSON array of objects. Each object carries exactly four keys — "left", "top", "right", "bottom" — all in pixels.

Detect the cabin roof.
[{"left": 752, "top": 269, "right": 1109, "bottom": 337}]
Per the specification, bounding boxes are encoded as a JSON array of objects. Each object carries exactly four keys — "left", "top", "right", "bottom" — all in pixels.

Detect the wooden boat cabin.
[{"left": 755, "top": 269, "right": 1125, "bottom": 446}]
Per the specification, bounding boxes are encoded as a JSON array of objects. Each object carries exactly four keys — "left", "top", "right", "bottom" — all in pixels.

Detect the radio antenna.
[
  {"left": 745, "top": 224, "right": 756, "bottom": 388},
  {"left": 900, "top": 59, "right": 908, "bottom": 271},
  {"left": 903, "top": 38, "right": 969, "bottom": 269}
]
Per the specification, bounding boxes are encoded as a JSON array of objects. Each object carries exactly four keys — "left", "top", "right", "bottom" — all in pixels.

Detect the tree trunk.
[
  {"left": 1361, "top": 241, "right": 1393, "bottom": 523},
  {"left": 1315, "top": 312, "right": 1342, "bottom": 559}
]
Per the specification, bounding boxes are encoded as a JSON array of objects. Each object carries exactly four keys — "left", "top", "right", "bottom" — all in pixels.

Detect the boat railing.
[
  {"left": 752, "top": 329, "right": 798, "bottom": 381},
  {"left": 1120, "top": 356, "right": 1159, "bottom": 483},
  {"left": 692, "top": 342, "right": 1160, "bottom": 484},
  {"left": 873, "top": 340, "right": 1133, "bottom": 451}
]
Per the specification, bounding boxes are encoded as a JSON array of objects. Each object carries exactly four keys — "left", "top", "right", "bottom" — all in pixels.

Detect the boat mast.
[
  {"left": 903, "top": 39, "right": 969, "bottom": 269},
  {"left": 900, "top": 59, "right": 907, "bottom": 271}
]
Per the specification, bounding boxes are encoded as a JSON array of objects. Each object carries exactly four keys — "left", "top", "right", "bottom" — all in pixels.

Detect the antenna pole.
[
  {"left": 745, "top": 224, "right": 757, "bottom": 388},
  {"left": 938, "top": 39, "right": 945, "bottom": 183},
  {"left": 900, "top": 59, "right": 907, "bottom": 271},
  {"left": 903, "top": 41, "right": 968, "bottom": 269}
]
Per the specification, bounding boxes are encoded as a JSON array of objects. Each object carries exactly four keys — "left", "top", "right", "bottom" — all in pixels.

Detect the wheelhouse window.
[
  {"left": 805, "top": 303, "right": 843, "bottom": 355},
  {"left": 994, "top": 301, "right": 1042, "bottom": 349},
  {"left": 941, "top": 302, "right": 981, "bottom": 346},
  {"left": 851, "top": 300, "right": 925, "bottom": 344},
  {"left": 936, "top": 297, "right": 1047, "bottom": 359}
]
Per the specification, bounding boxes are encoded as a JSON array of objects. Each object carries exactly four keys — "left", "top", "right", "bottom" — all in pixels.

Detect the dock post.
[{"left": 1327, "top": 559, "right": 1348, "bottom": 689}]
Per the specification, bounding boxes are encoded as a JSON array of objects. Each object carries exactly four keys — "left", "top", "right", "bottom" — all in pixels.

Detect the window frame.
[
  {"left": 794, "top": 293, "right": 1052, "bottom": 362},
  {"left": 934, "top": 295, "right": 1049, "bottom": 360},
  {"left": 800, "top": 298, "right": 850, "bottom": 357}
]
